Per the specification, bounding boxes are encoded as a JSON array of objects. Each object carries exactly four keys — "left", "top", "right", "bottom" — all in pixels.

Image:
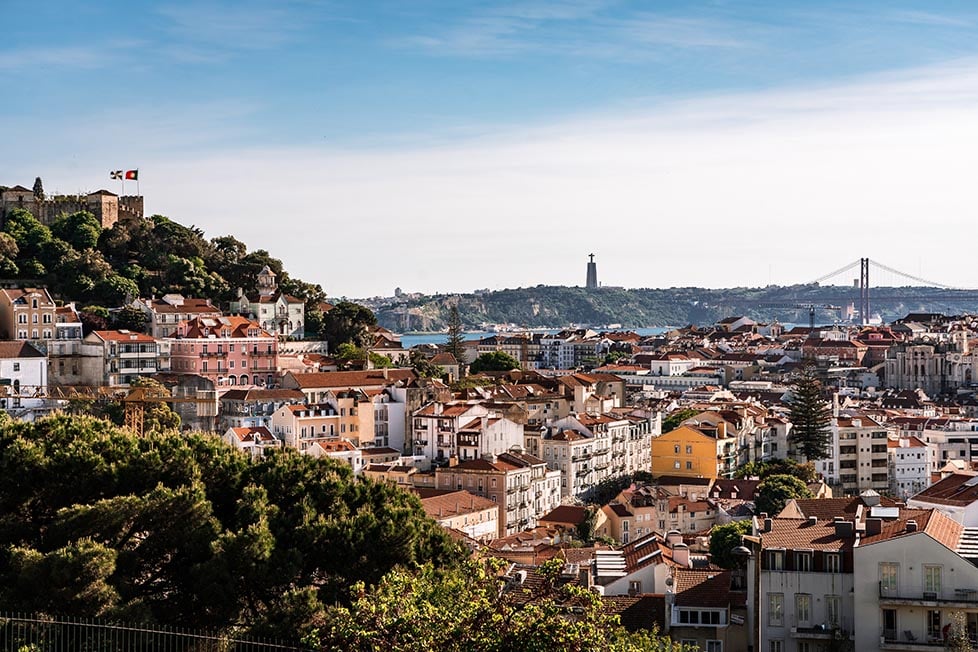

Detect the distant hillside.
[{"left": 373, "top": 284, "right": 978, "bottom": 331}]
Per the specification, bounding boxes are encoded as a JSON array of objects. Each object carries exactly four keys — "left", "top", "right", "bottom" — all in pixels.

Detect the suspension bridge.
[{"left": 715, "top": 257, "right": 978, "bottom": 325}]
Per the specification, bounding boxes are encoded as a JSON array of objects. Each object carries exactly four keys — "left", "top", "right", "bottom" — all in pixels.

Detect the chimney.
[
  {"left": 834, "top": 520, "right": 854, "bottom": 538},
  {"left": 866, "top": 517, "right": 882, "bottom": 536},
  {"left": 764, "top": 518, "right": 773, "bottom": 533},
  {"left": 807, "top": 516, "right": 818, "bottom": 527},
  {"left": 906, "top": 519, "right": 918, "bottom": 533},
  {"left": 666, "top": 530, "right": 683, "bottom": 545},
  {"left": 672, "top": 542, "right": 690, "bottom": 567}
]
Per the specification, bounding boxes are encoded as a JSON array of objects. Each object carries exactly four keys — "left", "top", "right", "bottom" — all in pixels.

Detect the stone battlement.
[{"left": 0, "top": 185, "right": 144, "bottom": 230}]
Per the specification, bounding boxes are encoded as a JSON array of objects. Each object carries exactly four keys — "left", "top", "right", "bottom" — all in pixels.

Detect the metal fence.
[{"left": 0, "top": 613, "right": 312, "bottom": 652}]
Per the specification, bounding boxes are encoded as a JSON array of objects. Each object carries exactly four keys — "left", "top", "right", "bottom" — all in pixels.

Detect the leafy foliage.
[
  {"left": 787, "top": 364, "right": 832, "bottom": 461},
  {"left": 662, "top": 408, "right": 698, "bottom": 434},
  {"left": 734, "top": 458, "right": 818, "bottom": 483},
  {"left": 409, "top": 350, "right": 444, "bottom": 379},
  {"left": 318, "top": 557, "right": 687, "bottom": 652},
  {"left": 469, "top": 351, "right": 520, "bottom": 374},
  {"left": 708, "top": 520, "right": 752, "bottom": 569},
  {"left": 321, "top": 301, "right": 377, "bottom": 348},
  {"left": 755, "top": 474, "right": 813, "bottom": 516},
  {"left": 0, "top": 415, "right": 462, "bottom": 638}
]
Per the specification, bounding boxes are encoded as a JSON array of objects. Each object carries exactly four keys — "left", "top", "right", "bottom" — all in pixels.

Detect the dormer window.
[{"left": 794, "top": 551, "right": 812, "bottom": 572}]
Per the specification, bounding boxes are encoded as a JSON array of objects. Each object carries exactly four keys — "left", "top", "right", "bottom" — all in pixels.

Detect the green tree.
[
  {"left": 734, "top": 459, "right": 818, "bottom": 483},
  {"left": 409, "top": 350, "right": 443, "bottom": 379},
  {"left": 444, "top": 305, "right": 466, "bottom": 369},
  {"left": 787, "top": 364, "right": 832, "bottom": 461},
  {"left": 0, "top": 414, "right": 462, "bottom": 636},
  {"left": 755, "top": 474, "right": 813, "bottom": 516},
  {"left": 32, "top": 176, "right": 44, "bottom": 201},
  {"left": 319, "top": 557, "right": 687, "bottom": 652},
  {"left": 111, "top": 305, "right": 148, "bottom": 332},
  {"left": 321, "top": 301, "right": 377, "bottom": 348},
  {"left": 708, "top": 520, "right": 752, "bottom": 569},
  {"left": 3, "top": 208, "right": 51, "bottom": 259},
  {"left": 662, "top": 408, "right": 698, "bottom": 433},
  {"left": 575, "top": 506, "right": 599, "bottom": 543},
  {"left": 469, "top": 351, "right": 520, "bottom": 374},
  {"left": 52, "top": 211, "right": 102, "bottom": 251}
]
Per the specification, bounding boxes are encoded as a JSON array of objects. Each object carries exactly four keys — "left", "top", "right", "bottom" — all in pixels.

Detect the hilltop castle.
[{"left": 0, "top": 183, "right": 144, "bottom": 230}]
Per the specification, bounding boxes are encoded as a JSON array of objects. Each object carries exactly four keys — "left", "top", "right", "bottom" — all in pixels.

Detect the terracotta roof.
[
  {"left": 430, "top": 352, "right": 458, "bottom": 365},
  {"left": 0, "top": 341, "right": 45, "bottom": 358},
  {"left": 601, "top": 595, "right": 667, "bottom": 632},
  {"left": 178, "top": 315, "right": 271, "bottom": 339},
  {"left": 421, "top": 490, "right": 498, "bottom": 519},
  {"left": 287, "top": 369, "right": 416, "bottom": 389},
  {"left": 860, "top": 508, "right": 963, "bottom": 551},
  {"left": 228, "top": 426, "right": 275, "bottom": 443},
  {"left": 540, "top": 505, "right": 588, "bottom": 526},
  {"left": 674, "top": 568, "right": 735, "bottom": 608},
  {"left": 147, "top": 297, "right": 220, "bottom": 314},
  {"left": 761, "top": 518, "right": 853, "bottom": 552},
  {"left": 911, "top": 472, "right": 978, "bottom": 507},
  {"left": 91, "top": 330, "right": 156, "bottom": 343},
  {"left": 788, "top": 496, "right": 898, "bottom": 520}
]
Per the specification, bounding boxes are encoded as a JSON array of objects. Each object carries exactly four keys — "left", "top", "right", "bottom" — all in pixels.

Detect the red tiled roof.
[
  {"left": 911, "top": 471, "right": 978, "bottom": 507},
  {"left": 674, "top": 568, "right": 735, "bottom": 608},
  {"left": 287, "top": 369, "right": 416, "bottom": 389},
  {"left": 92, "top": 330, "right": 156, "bottom": 343},
  {"left": 761, "top": 518, "right": 853, "bottom": 552}
]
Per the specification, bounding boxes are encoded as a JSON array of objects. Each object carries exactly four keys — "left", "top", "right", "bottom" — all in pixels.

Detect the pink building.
[{"left": 167, "top": 316, "right": 279, "bottom": 388}]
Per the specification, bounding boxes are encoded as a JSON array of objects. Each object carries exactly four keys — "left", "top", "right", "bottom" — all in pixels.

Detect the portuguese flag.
[{"left": 125, "top": 169, "right": 139, "bottom": 180}]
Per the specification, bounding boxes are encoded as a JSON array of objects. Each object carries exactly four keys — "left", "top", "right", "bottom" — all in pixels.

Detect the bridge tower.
[{"left": 859, "top": 257, "right": 870, "bottom": 325}]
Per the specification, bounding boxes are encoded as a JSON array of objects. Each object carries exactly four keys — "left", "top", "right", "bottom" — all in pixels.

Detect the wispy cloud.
[
  {"left": 156, "top": 1, "right": 311, "bottom": 54},
  {"left": 0, "top": 41, "right": 139, "bottom": 72},
  {"left": 397, "top": 3, "right": 752, "bottom": 58},
  {"left": 27, "top": 56, "right": 972, "bottom": 297},
  {"left": 888, "top": 9, "right": 972, "bottom": 28}
]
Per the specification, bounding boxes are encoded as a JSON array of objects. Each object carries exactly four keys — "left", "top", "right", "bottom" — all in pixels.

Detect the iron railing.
[{"left": 0, "top": 613, "right": 311, "bottom": 652}]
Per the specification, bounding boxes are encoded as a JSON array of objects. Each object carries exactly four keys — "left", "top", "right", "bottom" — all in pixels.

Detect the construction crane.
[
  {"left": 1, "top": 384, "right": 219, "bottom": 437},
  {"left": 793, "top": 304, "right": 844, "bottom": 330}
]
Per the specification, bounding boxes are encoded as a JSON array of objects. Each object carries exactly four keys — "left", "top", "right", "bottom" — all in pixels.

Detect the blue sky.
[{"left": 5, "top": 1, "right": 978, "bottom": 297}]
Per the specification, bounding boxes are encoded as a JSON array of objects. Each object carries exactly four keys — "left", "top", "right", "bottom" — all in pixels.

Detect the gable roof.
[
  {"left": 0, "top": 341, "right": 45, "bottom": 359},
  {"left": 911, "top": 471, "right": 978, "bottom": 507}
]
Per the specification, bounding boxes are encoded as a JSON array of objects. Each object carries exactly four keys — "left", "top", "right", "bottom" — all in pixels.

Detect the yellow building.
[{"left": 651, "top": 424, "right": 737, "bottom": 480}]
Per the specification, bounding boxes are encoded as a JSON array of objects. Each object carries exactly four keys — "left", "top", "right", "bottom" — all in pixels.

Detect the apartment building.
[
  {"left": 85, "top": 330, "right": 164, "bottom": 387},
  {"left": 167, "top": 316, "right": 278, "bottom": 387},
  {"left": 651, "top": 424, "right": 738, "bottom": 480},
  {"left": 132, "top": 294, "right": 222, "bottom": 338},
  {"left": 0, "top": 288, "right": 57, "bottom": 341},
  {"left": 887, "top": 436, "right": 930, "bottom": 499}
]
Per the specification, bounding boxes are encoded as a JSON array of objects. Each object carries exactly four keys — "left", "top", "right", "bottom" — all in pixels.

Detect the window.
[
  {"left": 795, "top": 552, "right": 812, "bottom": 571},
  {"left": 686, "top": 461, "right": 693, "bottom": 470},
  {"left": 628, "top": 580, "right": 641, "bottom": 594},
  {"left": 928, "top": 610, "right": 942, "bottom": 641},
  {"left": 824, "top": 552, "right": 841, "bottom": 573},
  {"left": 769, "top": 642, "right": 783, "bottom": 652},
  {"left": 795, "top": 594, "right": 811, "bottom": 625},
  {"left": 686, "top": 445, "right": 693, "bottom": 454},
  {"left": 705, "top": 641, "right": 722, "bottom": 652},
  {"left": 880, "top": 562, "right": 899, "bottom": 594},
  {"left": 924, "top": 565, "right": 942, "bottom": 595},
  {"left": 674, "top": 444, "right": 680, "bottom": 454},
  {"left": 12, "top": 363, "right": 19, "bottom": 372},
  {"left": 768, "top": 593, "right": 784, "bottom": 626},
  {"left": 825, "top": 595, "right": 841, "bottom": 626},
  {"left": 17, "top": 314, "right": 26, "bottom": 324},
  {"left": 767, "top": 550, "right": 784, "bottom": 570},
  {"left": 674, "top": 461, "right": 681, "bottom": 469}
]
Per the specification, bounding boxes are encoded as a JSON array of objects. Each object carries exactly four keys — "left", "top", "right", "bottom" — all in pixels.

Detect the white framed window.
[
  {"left": 880, "top": 562, "right": 899, "bottom": 593},
  {"left": 795, "top": 594, "right": 811, "bottom": 625},
  {"left": 706, "top": 641, "right": 722, "bottom": 652},
  {"left": 924, "top": 565, "right": 942, "bottom": 595},
  {"left": 768, "top": 593, "right": 784, "bottom": 626},
  {"left": 825, "top": 595, "right": 841, "bottom": 626},
  {"left": 824, "top": 552, "right": 841, "bottom": 573},
  {"left": 769, "top": 641, "right": 783, "bottom": 652},
  {"left": 795, "top": 551, "right": 812, "bottom": 571}
]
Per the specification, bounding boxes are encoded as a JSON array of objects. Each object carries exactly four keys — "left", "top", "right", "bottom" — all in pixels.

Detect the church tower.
[
  {"left": 585, "top": 253, "right": 598, "bottom": 289},
  {"left": 257, "top": 265, "right": 277, "bottom": 294}
]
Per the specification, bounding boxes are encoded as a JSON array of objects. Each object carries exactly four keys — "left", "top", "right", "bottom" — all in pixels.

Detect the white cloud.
[{"left": 14, "top": 58, "right": 978, "bottom": 297}]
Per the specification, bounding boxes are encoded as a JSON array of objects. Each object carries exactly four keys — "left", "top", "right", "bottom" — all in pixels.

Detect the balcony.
[
  {"left": 199, "top": 350, "right": 228, "bottom": 357},
  {"left": 413, "top": 439, "right": 428, "bottom": 446},
  {"left": 880, "top": 630, "right": 954, "bottom": 651},
  {"left": 457, "top": 434, "right": 479, "bottom": 447},
  {"left": 790, "top": 624, "right": 851, "bottom": 641},
  {"left": 879, "top": 584, "right": 978, "bottom": 607}
]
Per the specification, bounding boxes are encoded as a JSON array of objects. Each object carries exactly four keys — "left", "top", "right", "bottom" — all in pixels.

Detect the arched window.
[{"left": 240, "top": 374, "right": 249, "bottom": 385}]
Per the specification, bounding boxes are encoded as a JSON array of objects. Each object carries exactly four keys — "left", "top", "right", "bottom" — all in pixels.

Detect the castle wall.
[{"left": 0, "top": 192, "right": 142, "bottom": 229}]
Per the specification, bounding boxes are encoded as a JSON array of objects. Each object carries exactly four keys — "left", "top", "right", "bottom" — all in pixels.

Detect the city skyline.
[{"left": 4, "top": 1, "right": 978, "bottom": 296}]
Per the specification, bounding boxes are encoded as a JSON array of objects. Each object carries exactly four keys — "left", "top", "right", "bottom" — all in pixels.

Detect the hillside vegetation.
[{"left": 374, "top": 284, "right": 978, "bottom": 331}]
